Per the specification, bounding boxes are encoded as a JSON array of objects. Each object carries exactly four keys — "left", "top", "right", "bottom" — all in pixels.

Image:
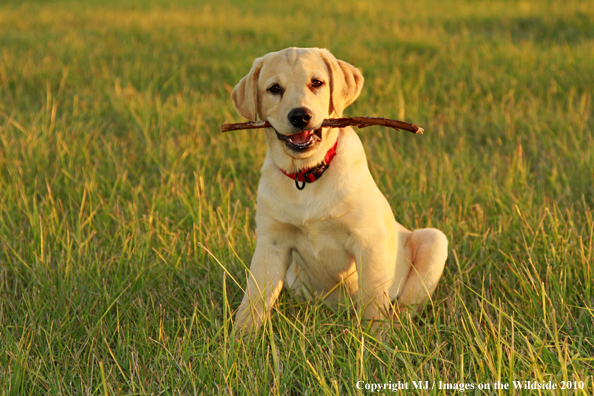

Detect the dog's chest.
[
  {"left": 259, "top": 173, "right": 358, "bottom": 279},
  {"left": 290, "top": 215, "right": 356, "bottom": 283}
]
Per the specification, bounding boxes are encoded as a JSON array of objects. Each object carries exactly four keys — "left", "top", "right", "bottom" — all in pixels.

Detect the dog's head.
[{"left": 231, "top": 47, "right": 364, "bottom": 172}]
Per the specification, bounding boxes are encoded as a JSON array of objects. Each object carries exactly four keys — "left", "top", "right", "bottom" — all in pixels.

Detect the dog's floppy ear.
[
  {"left": 231, "top": 57, "right": 264, "bottom": 121},
  {"left": 319, "top": 49, "right": 364, "bottom": 117}
]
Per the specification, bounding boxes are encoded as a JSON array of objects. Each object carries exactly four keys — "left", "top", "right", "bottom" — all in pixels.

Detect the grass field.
[{"left": 1, "top": 0, "right": 593, "bottom": 394}]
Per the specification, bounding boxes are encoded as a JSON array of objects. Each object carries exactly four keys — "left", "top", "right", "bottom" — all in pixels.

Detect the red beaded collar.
[{"left": 279, "top": 140, "right": 338, "bottom": 190}]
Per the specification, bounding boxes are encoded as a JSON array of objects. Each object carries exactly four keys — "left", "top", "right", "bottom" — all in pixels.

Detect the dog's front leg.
[
  {"left": 349, "top": 230, "right": 396, "bottom": 328},
  {"left": 235, "top": 237, "right": 291, "bottom": 333}
]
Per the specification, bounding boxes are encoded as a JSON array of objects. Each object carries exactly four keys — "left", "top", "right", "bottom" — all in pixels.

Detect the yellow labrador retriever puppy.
[{"left": 231, "top": 47, "right": 448, "bottom": 333}]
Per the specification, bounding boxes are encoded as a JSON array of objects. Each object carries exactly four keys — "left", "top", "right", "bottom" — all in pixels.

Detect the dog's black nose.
[{"left": 288, "top": 107, "right": 313, "bottom": 129}]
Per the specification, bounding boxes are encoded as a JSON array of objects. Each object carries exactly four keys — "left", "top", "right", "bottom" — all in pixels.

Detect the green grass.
[{"left": 1, "top": 0, "right": 593, "bottom": 394}]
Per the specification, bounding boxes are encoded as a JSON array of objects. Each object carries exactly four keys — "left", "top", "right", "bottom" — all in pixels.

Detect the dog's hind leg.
[{"left": 397, "top": 228, "right": 448, "bottom": 309}]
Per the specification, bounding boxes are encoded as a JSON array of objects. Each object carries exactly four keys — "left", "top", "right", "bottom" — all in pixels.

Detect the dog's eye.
[
  {"left": 311, "top": 79, "right": 324, "bottom": 88},
  {"left": 268, "top": 84, "right": 282, "bottom": 94}
]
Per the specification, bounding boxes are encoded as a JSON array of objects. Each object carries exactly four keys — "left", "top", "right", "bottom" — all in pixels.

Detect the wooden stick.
[{"left": 221, "top": 117, "right": 424, "bottom": 134}]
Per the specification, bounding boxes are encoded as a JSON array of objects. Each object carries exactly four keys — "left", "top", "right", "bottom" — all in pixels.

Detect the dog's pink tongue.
[{"left": 291, "top": 130, "right": 312, "bottom": 144}]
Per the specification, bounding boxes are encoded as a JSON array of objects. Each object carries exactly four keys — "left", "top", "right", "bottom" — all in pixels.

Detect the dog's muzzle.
[{"left": 275, "top": 128, "right": 322, "bottom": 151}]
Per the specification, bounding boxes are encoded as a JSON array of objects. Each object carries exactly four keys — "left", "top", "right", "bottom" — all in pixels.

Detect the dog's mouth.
[{"left": 276, "top": 128, "right": 322, "bottom": 151}]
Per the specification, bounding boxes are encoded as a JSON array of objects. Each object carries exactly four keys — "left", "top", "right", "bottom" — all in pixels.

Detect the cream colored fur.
[{"left": 231, "top": 47, "right": 448, "bottom": 333}]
